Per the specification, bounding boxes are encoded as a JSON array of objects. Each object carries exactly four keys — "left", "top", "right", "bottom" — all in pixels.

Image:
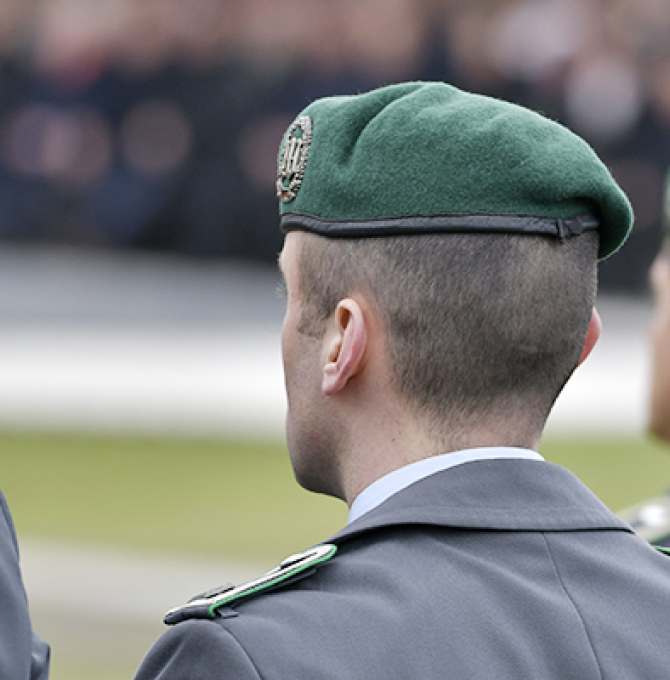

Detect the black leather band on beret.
[{"left": 280, "top": 212, "right": 600, "bottom": 242}]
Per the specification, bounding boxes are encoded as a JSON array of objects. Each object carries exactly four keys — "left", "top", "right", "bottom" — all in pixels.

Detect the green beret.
[{"left": 276, "top": 81, "right": 633, "bottom": 260}]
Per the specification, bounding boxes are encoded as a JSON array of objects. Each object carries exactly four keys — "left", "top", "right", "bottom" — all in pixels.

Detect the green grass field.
[
  {"left": 3, "top": 428, "right": 670, "bottom": 680},
  {"left": 1, "top": 430, "right": 347, "bottom": 563},
  {"left": 3, "top": 429, "right": 670, "bottom": 561}
]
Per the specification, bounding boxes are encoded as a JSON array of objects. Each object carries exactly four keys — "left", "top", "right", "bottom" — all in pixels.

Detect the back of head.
[
  {"left": 297, "top": 230, "right": 597, "bottom": 436},
  {"left": 277, "top": 81, "right": 631, "bottom": 437}
]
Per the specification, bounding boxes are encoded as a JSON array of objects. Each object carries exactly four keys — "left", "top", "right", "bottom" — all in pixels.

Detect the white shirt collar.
[{"left": 347, "top": 446, "right": 544, "bottom": 525}]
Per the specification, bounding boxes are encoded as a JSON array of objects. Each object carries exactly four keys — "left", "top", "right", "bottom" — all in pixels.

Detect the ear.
[
  {"left": 322, "top": 299, "right": 368, "bottom": 397},
  {"left": 577, "top": 308, "right": 601, "bottom": 367}
]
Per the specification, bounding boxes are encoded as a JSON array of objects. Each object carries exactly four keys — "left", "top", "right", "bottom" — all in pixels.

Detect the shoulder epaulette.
[
  {"left": 617, "top": 493, "right": 670, "bottom": 545},
  {"left": 164, "top": 543, "right": 337, "bottom": 625}
]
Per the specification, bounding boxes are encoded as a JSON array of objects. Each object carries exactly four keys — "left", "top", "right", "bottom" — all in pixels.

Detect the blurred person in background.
[
  {"left": 0, "top": 0, "right": 667, "bottom": 292},
  {"left": 648, "top": 175, "right": 670, "bottom": 442},
  {"left": 0, "top": 489, "right": 49, "bottom": 679},
  {"left": 134, "top": 82, "right": 670, "bottom": 680},
  {"left": 619, "top": 172, "right": 670, "bottom": 546}
]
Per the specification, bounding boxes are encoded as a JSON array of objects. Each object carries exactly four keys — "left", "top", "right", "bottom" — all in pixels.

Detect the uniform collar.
[
  {"left": 332, "top": 458, "right": 631, "bottom": 546},
  {"left": 348, "top": 447, "right": 544, "bottom": 524}
]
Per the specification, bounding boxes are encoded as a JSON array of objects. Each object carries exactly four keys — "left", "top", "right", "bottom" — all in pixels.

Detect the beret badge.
[{"left": 276, "top": 115, "right": 312, "bottom": 203}]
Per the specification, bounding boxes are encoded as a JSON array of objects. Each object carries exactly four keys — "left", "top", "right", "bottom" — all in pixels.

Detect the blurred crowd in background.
[{"left": 0, "top": 0, "right": 669, "bottom": 290}]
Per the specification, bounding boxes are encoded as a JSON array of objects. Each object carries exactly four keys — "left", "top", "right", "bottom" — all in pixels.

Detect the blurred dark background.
[{"left": 0, "top": 0, "right": 668, "bottom": 291}]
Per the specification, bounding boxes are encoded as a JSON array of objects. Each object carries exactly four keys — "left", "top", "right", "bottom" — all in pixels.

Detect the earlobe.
[
  {"left": 577, "top": 308, "right": 601, "bottom": 367},
  {"left": 322, "top": 299, "right": 368, "bottom": 396}
]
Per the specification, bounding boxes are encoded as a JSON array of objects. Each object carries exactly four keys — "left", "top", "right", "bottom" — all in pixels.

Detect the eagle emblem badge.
[{"left": 276, "top": 115, "right": 312, "bottom": 203}]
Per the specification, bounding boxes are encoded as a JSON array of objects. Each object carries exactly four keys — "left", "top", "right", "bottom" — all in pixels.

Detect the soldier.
[{"left": 135, "top": 82, "right": 670, "bottom": 679}]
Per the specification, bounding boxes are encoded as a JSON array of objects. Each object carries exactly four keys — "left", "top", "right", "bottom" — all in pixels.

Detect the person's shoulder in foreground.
[
  {"left": 134, "top": 81, "right": 670, "bottom": 680},
  {"left": 0, "top": 489, "right": 50, "bottom": 680}
]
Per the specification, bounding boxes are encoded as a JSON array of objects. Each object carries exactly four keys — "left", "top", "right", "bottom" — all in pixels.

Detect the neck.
[{"left": 337, "top": 406, "right": 541, "bottom": 507}]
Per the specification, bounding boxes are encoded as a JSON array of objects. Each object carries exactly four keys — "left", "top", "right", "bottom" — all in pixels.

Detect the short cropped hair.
[{"left": 297, "top": 230, "right": 598, "bottom": 431}]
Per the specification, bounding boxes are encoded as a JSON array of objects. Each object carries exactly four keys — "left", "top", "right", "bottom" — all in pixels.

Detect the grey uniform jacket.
[
  {"left": 135, "top": 459, "right": 670, "bottom": 679},
  {"left": 0, "top": 490, "right": 50, "bottom": 680}
]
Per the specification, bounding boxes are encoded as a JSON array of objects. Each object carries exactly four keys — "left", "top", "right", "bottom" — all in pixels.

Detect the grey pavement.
[
  {"left": 0, "top": 243, "right": 655, "bottom": 437},
  {"left": 20, "top": 538, "right": 270, "bottom": 678},
  {"left": 0, "top": 244, "right": 656, "bottom": 677},
  {"left": 0, "top": 245, "right": 287, "bottom": 436}
]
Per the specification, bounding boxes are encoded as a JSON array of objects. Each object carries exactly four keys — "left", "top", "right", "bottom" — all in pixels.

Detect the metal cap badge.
[{"left": 276, "top": 116, "right": 312, "bottom": 203}]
